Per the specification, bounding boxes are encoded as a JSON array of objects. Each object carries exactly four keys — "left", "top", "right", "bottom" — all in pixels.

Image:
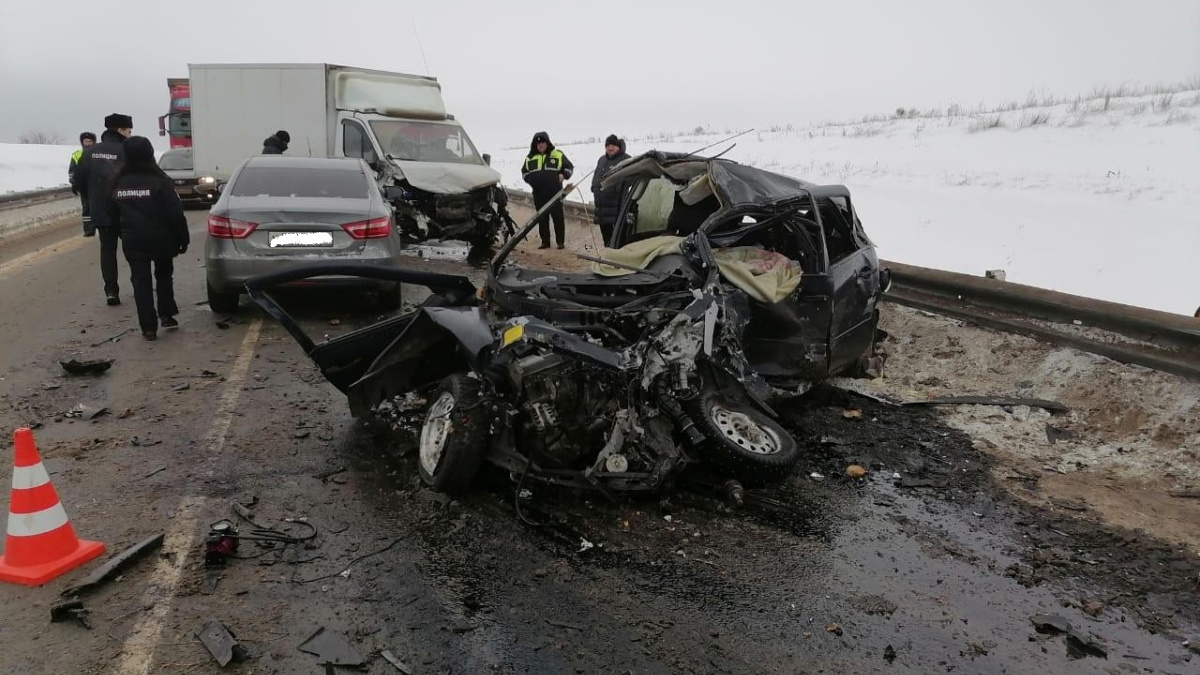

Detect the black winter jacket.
[
  {"left": 106, "top": 172, "right": 190, "bottom": 259},
  {"left": 590, "top": 141, "right": 632, "bottom": 227},
  {"left": 521, "top": 135, "right": 573, "bottom": 196},
  {"left": 74, "top": 130, "right": 125, "bottom": 227},
  {"left": 262, "top": 135, "right": 288, "bottom": 154}
]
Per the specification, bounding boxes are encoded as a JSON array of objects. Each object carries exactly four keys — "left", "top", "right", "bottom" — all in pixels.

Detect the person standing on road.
[
  {"left": 74, "top": 113, "right": 132, "bottom": 305},
  {"left": 69, "top": 132, "right": 97, "bottom": 236},
  {"left": 262, "top": 130, "right": 290, "bottom": 154},
  {"left": 521, "top": 131, "right": 574, "bottom": 249},
  {"left": 105, "top": 136, "right": 189, "bottom": 341},
  {"left": 590, "top": 134, "right": 632, "bottom": 246}
]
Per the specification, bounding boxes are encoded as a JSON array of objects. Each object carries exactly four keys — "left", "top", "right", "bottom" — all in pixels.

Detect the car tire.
[
  {"left": 417, "top": 374, "right": 488, "bottom": 494},
  {"left": 207, "top": 281, "right": 240, "bottom": 314},
  {"left": 377, "top": 283, "right": 403, "bottom": 311},
  {"left": 684, "top": 390, "right": 800, "bottom": 484}
]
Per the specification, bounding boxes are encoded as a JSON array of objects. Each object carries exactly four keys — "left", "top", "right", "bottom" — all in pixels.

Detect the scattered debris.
[
  {"left": 380, "top": 650, "right": 414, "bottom": 674},
  {"left": 578, "top": 538, "right": 595, "bottom": 553},
  {"left": 883, "top": 644, "right": 896, "bottom": 663},
  {"left": 130, "top": 437, "right": 161, "bottom": 447},
  {"left": 1030, "top": 615, "right": 1072, "bottom": 635},
  {"left": 50, "top": 600, "right": 91, "bottom": 629},
  {"left": 809, "top": 472, "right": 826, "bottom": 482},
  {"left": 293, "top": 430, "right": 311, "bottom": 439},
  {"left": 1081, "top": 599, "right": 1105, "bottom": 617},
  {"left": 1044, "top": 425, "right": 1078, "bottom": 445},
  {"left": 204, "top": 521, "right": 240, "bottom": 567},
  {"left": 60, "top": 533, "right": 165, "bottom": 598},
  {"left": 195, "top": 618, "right": 248, "bottom": 667},
  {"left": 843, "top": 409, "right": 864, "bottom": 420},
  {"left": 1168, "top": 489, "right": 1200, "bottom": 499},
  {"left": 825, "top": 623, "right": 843, "bottom": 637},
  {"left": 1049, "top": 497, "right": 1089, "bottom": 512},
  {"left": 65, "top": 403, "right": 109, "bottom": 421},
  {"left": 60, "top": 358, "right": 113, "bottom": 376},
  {"left": 845, "top": 464, "right": 868, "bottom": 478},
  {"left": 298, "top": 627, "right": 365, "bottom": 667},
  {"left": 89, "top": 328, "right": 134, "bottom": 348},
  {"left": 173, "top": 383, "right": 190, "bottom": 392},
  {"left": 901, "top": 396, "right": 1068, "bottom": 413},
  {"left": 1065, "top": 632, "right": 1108, "bottom": 660},
  {"left": 140, "top": 466, "right": 167, "bottom": 480}
]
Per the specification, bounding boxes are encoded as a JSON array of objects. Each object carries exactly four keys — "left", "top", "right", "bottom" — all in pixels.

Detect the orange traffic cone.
[{"left": 0, "top": 428, "right": 105, "bottom": 586}]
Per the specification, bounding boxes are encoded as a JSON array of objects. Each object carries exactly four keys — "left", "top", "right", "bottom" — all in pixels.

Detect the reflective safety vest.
[
  {"left": 523, "top": 149, "right": 566, "bottom": 174},
  {"left": 71, "top": 149, "right": 83, "bottom": 165}
]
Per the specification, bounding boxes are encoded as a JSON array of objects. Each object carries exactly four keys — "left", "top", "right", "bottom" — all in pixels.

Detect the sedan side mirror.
[{"left": 482, "top": 153, "right": 492, "bottom": 166}]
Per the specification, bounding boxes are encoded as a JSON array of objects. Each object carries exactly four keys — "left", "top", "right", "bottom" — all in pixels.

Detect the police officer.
[
  {"left": 68, "top": 132, "right": 96, "bottom": 235},
  {"left": 262, "top": 130, "right": 290, "bottom": 154},
  {"left": 74, "top": 113, "right": 133, "bottom": 305},
  {"left": 521, "top": 131, "right": 574, "bottom": 249},
  {"left": 105, "top": 136, "right": 189, "bottom": 341}
]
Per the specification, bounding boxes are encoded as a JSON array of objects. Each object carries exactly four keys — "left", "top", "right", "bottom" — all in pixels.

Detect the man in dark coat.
[
  {"left": 74, "top": 113, "right": 132, "bottom": 305},
  {"left": 106, "top": 136, "right": 189, "bottom": 340},
  {"left": 262, "top": 130, "right": 290, "bottom": 154},
  {"left": 590, "top": 134, "right": 632, "bottom": 245},
  {"left": 521, "top": 131, "right": 574, "bottom": 249},
  {"left": 69, "top": 132, "right": 97, "bottom": 235}
]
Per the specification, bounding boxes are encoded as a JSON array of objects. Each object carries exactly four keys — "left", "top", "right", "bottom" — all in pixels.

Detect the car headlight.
[
  {"left": 198, "top": 176, "right": 216, "bottom": 185},
  {"left": 501, "top": 324, "right": 525, "bottom": 347}
]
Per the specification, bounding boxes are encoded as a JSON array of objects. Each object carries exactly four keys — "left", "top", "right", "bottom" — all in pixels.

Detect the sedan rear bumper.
[{"left": 206, "top": 246, "right": 402, "bottom": 293}]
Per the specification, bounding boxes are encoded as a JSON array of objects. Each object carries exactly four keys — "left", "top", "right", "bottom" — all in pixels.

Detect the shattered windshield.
[{"left": 369, "top": 121, "right": 484, "bottom": 165}]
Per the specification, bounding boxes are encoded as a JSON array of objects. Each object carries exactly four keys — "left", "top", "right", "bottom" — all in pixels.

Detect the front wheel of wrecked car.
[
  {"left": 417, "top": 374, "right": 488, "bottom": 494},
  {"left": 685, "top": 392, "right": 800, "bottom": 484}
]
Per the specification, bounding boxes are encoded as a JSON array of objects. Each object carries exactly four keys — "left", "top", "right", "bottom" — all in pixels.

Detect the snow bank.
[
  {"left": 493, "top": 90, "right": 1200, "bottom": 315},
  {"left": 0, "top": 143, "right": 76, "bottom": 194}
]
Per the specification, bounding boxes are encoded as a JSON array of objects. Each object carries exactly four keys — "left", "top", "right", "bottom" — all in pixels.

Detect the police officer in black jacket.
[
  {"left": 74, "top": 113, "right": 132, "bottom": 305},
  {"left": 521, "top": 131, "right": 574, "bottom": 249},
  {"left": 105, "top": 136, "right": 190, "bottom": 341}
]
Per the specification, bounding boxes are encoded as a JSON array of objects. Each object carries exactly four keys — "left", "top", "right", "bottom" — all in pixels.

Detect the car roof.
[{"left": 243, "top": 156, "right": 366, "bottom": 171}]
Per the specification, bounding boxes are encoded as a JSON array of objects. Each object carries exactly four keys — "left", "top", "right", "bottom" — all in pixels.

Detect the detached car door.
[{"left": 821, "top": 194, "right": 882, "bottom": 373}]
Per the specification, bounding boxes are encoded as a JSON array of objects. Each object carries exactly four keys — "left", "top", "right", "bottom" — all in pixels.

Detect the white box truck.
[{"left": 189, "top": 63, "right": 511, "bottom": 244}]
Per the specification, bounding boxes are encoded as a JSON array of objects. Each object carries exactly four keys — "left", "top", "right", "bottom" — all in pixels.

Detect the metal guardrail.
[{"left": 0, "top": 186, "right": 73, "bottom": 210}]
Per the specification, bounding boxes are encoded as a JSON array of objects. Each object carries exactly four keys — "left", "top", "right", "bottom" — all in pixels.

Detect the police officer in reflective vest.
[
  {"left": 69, "top": 132, "right": 97, "bottom": 235},
  {"left": 521, "top": 131, "right": 574, "bottom": 249}
]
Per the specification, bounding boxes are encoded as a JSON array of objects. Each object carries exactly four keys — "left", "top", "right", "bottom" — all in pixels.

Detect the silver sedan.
[{"left": 204, "top": 156, "right": 403, "bottom": 313}]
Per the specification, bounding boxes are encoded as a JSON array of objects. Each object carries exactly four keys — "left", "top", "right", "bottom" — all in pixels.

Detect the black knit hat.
[
  {"left": 275, "top": 130, "right": 291, "bottom": 143},
  {"left": 80, "top": 132, "right": 96, "bottom": 144},
  {"left": 123, "top": 136, "right": 156, "bottom": 163},
  {"left": 104, "top": 113, "right": 133, "bottom": 130},
  {"left": 605, "top": 134, "right": 620, "bottom": 146}
]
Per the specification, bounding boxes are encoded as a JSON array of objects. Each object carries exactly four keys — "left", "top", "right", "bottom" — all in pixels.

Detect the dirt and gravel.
[{"left": 0, "top": 212, "right": 1197, "bottom": 674}]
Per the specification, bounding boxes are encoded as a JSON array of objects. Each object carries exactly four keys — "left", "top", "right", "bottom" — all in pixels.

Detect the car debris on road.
[
  {"left": 59, "top": 533, "right": 165, "bottom": 598},
  {"left": 195, "top": 618, "right": 248, "bottom": 667},
  {"left": 60, "top": 358, "right": 113, "bottom": 376},
  {"left": 298, "top": 626, "right": 365, "bottom": 667}
]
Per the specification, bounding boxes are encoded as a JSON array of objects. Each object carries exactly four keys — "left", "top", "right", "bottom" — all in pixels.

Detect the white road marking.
[
  {"left": 109, "top": 318, "right": 262, "bottom": 675},
  {"left": 0, "top": 234, "right": 90, "bottom": 280}
]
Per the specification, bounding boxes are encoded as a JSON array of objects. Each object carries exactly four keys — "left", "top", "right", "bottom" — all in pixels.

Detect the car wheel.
[
  {"left": 684, "top": 391, "right": 799, "bottom": 484},
  {"left": 207, "top": 281, "right": 240, "bottom": 314},
  {"left": 417, "top": 374, "right": 488, "bottom": 494},
  {"left": 377, "top": 283, "right": 403, "bottom": 311}
]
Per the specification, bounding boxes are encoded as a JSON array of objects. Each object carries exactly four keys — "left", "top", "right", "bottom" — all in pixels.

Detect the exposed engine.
[{"left": 388, "top": 183, "right": 511, "bottom": 246}]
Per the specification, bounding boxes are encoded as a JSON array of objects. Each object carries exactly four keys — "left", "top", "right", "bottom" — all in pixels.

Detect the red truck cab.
[{"left": 158, "top": 78, "right": 192, "bottom": 148}]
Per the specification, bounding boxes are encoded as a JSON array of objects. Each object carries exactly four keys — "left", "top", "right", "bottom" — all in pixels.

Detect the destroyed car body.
[{"left": 248, "top": 152, "right": 887, "bottom": 495}]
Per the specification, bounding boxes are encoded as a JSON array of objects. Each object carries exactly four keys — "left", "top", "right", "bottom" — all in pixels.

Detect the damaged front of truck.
[{"left": 332, "top": 69, "right": 512, "bottom": 246}]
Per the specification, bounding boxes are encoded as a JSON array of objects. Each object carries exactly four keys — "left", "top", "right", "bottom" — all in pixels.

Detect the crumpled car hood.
[{"left": 391, "top": 160, "right": 501, "bottom": 195}]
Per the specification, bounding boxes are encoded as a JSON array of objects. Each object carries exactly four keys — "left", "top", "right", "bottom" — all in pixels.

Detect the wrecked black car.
[{"left": 247, "top": 151, "right": 888, "bottom": 496}]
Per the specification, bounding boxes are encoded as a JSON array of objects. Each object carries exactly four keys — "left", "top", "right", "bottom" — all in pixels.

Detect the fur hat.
[
  {"left": 79, "top": 132, "right": 96, "bottom": 144},
  {"left": 275, "top": 130, "right": 291, "bottom": 143},
  {"left": 104, "top": 113, "right": 133, "bottom": 130},
  {"left": 532, "top": 131, "right": 550, "bottom": 144}
]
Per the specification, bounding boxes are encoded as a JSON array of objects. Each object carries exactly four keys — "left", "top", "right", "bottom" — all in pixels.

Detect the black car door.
[{"left": 821, "top": 196, "right": 881, "bottom": 374}]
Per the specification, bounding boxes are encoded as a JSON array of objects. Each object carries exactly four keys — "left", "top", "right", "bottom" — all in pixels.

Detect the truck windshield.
[
  {"left": 231, "top": 167, "right": 371, "bottom": 199},
  {"left": 159, "top": 152, "right": 192, "bottom": 171},
  {"left": 369, "top": 121, "right": 484, "bottom": 165}
]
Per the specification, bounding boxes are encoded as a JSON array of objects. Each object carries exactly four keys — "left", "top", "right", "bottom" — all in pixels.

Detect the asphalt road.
[{"left": 0, "top": 213, "right": 1196, "bottom": 674}]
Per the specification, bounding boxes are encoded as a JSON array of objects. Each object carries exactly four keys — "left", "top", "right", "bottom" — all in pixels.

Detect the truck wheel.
[
  {"left": 417, "top": 374, "right": 488, "bottom": 494},
  {"left": 377, "top": 283, "right": 403, "bottom": 311},
  {"left": 685, "top": 391, "right": 799, "bottom": 484},
  {"left": 207, "top": 282, "right": 240, "bottom": 314}
]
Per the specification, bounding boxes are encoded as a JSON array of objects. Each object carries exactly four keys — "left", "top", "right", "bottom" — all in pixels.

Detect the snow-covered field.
[
  {"left": 0, "top": 142, "right": 76, "bottom": 194},
  {"left": 493, "top": 90, "right": 1200, "bottom": 315}
]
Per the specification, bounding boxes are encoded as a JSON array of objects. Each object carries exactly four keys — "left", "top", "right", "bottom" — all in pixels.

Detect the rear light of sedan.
[
  {"left": 342, "top": 217, "right": 391, "bottom": 240},
  {"left": 207, "top": 215, "right": 257, "bottom": 239}
]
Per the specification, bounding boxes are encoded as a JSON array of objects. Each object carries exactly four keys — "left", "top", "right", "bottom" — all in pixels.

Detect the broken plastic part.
[{"left": 195, "top": 618, "right": 248, "bottom": 667}]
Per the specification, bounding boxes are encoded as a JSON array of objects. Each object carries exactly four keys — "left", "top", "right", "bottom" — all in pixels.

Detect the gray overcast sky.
[{"left": 1, "top": 0, "right": 1196, "bottom": 151}]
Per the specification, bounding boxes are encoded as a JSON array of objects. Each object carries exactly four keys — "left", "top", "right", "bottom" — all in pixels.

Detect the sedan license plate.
[{"left": 269, "top": 232, "right": 334, "bottom": 248}]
